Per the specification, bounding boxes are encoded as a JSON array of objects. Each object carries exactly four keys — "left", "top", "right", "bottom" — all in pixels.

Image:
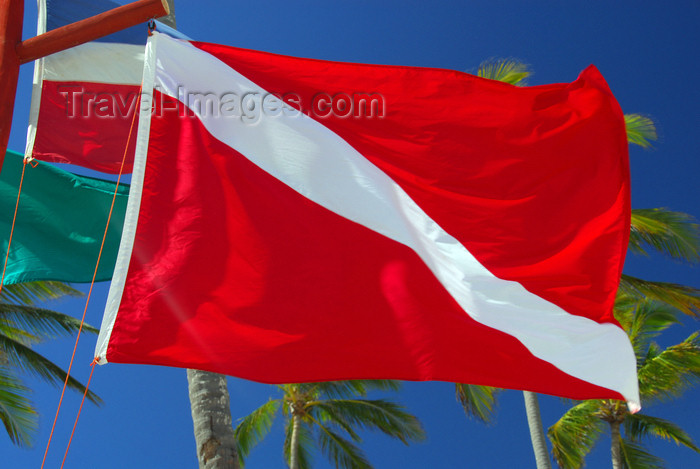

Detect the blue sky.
[{"left": 5, "top": 1, "right": 700, "bottom": 467}]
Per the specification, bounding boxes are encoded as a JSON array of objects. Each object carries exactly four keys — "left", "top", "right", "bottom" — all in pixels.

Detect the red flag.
[
  {"left": 26, "top": 0, "right": 187, "bottom": 173},
  {"left": 96, "top": 33, "right": 639, "bottom": 410}
]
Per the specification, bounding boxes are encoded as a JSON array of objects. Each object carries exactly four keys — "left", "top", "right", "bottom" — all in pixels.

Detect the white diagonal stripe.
[{"left": 115, "top": 33, "right": 641, "bottom": 409}]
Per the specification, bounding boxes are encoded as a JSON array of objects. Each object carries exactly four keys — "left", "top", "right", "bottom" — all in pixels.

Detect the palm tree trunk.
[
  {"left": 610, "top": 421, "right": 623, "bottom": 469},
  {"left": 523, "top": 391, "right": 551, "bottom": 469},
  {"left": 289, "top": 410, "right": 301, "bottom": 469},
  {"left": 187, "top": 369, "right": 240, "bottom": 469}
]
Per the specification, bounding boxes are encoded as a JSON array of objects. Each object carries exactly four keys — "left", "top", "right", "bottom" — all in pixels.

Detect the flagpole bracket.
[
  {"left": 23, "top": 155, "right": 37, "bottom": 167},
  {"left": 148, "top": 19, "right": 156, "bottom": 36}
]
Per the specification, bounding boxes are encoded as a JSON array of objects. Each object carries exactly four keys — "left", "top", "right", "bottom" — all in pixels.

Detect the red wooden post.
[{"left": 0, "top": 0, "right": 23, "bottom": 172}]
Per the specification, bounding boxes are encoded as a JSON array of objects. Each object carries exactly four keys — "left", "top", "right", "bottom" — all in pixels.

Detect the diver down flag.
[{"left": 96, "top": 33, "right": 640, "bottom": 410}]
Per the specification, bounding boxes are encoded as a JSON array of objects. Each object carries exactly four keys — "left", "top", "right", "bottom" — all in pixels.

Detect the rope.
[
  {"left": 0, "top": 156, "right": 32, "bottom": 297},
  {"left": 41, "top": 89, "right": 142, "bottom": 469},
  {"left": 60, "top": 358, "right": 98, "bottom": 469}
]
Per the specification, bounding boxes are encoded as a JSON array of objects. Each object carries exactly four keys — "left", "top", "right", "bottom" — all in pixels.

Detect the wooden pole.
[
  {"left": 0, "top": 0, "right": 24, "bottom": 172},
  {"left": 17, "top": 0, "right": 169, "bottom": 64},
  {"left": 159, "top": 0, "right": 176, "bottom": 29}
]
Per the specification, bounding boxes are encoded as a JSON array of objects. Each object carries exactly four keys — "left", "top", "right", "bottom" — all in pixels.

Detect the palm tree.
[
  {"left": 543, "top": 207, "right": 700, "bottom": 468},
  {"left": 548, "top": 297, "right": 700, "bottom": 468},
  {"left": 234, "top": 380, "right": 425, "bottom": 469},
  {"left": 455, "top": 219, "right": 700, "bottom": 469},
  {"left": 456, "top": 58, "right": 699, "bottom": 469},
  {"left": 0, "top": 281, "right": 101, "bottom": 446},
  {"left": 187, "top": 369, "right": 240, "bottom": 469}
]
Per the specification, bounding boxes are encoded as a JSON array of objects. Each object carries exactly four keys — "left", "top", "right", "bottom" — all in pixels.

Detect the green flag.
[{"left": 1, "top": 150, "right": 128, "bottom": 285}]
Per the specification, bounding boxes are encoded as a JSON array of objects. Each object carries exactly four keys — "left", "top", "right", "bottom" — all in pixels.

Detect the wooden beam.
[
  {"left": 0, "top": 0, "right": 24, "bottom": 172},
  {"left": 159, "top": 0, "right": 177, "bottom": 29},
  {"left": 17, "top": 0, "right": 169, "bottom": 64}
]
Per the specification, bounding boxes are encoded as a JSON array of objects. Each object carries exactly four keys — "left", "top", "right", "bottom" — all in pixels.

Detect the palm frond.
[
  {"left": 0, "top": 365, "right": 37, "bottom": 447},
  {"left": 313, "top": 417, "right": 372, "bottom": 469},
  {"left": 280, "top": 382, "right": 327, "bottom": 407},
  {"left": 477, "top": 58, "right": 531, "bottom": 86},
  {"left": 0, "top": 304, "right": 98, "bottom": 340},
  {"left": 234, "top": 399, "right": 280, "bottom": 466},
  {"left": 311, "top": 401, "right": 362, "bottom": 442},
  {"left": 0, "top": 334, "right": 101, "bottom": 404},
  {"left": 260, "top": 380, "right": 421, "bottom": 467},
  {"left": 643, "top": 342, "right": 662, "bottom": 369},
  {"left": 455, "top": 383, "right": 501, "bottom": 424},
  {"left": 613, "top": 295, "right": 680, "bottom": 335},
  {"left": 637, "top": 332, "right": 700, "bottom": 402},
  {"left": 619, "top": 438, "right": 665, "bottom": 469},
  {"left": 613, "top": 298, "right": 681, "bottom": 361},
  {"left": 0, "top": 281, "right": 81, "bottom": 305},
  {"left": 310, "top": 399, "right": 425, "bottom": 444},
  {"left": 0, "top": 323, "right": 38, "bottom": 346},
  {"left": 624, "top": 413, "right": 700, "bottom": 452},
  {"left": 619, "top": 275, "right": 700, "bottom": 318},
  {"left": 548, "top": 400, "right": 604, "bottom": 469},
  {"left": 284, "top": 418, "right": 314, "bottom": 469},
  {"left": 312, "top": 380, "right": 401, "bottom": 399},
  {"left": 629, "top": 208, "right": 700, "bottom": 263},
  {"left": 624, "top": 114, "right": 657, "bottom": 149}
]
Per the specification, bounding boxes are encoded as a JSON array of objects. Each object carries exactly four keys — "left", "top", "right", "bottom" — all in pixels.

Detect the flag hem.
[
  {"left": 95, "top": 35, "right": 156, "bottom": 364},
  {"left": 24, "top": 0, "right": 47, "bottom": 159}
]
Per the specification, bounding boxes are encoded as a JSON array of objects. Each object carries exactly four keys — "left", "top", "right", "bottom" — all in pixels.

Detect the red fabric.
[
  {"left": 32, "top": 80, "right": 138, "bottom": 173},
  {"left": 194, "top": 42, "right": 631, "bottom": 326},
  {"left": 106, "top": 93, "right": 625, "bottom": 400}
]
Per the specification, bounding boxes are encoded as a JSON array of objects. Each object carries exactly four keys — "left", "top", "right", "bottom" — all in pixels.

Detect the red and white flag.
[
  {"left": 26, "top": 0, "right": 186, "bottom": 173},
  {"left": 96, "top": 33, "right": 639, "bottom": 410}
]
